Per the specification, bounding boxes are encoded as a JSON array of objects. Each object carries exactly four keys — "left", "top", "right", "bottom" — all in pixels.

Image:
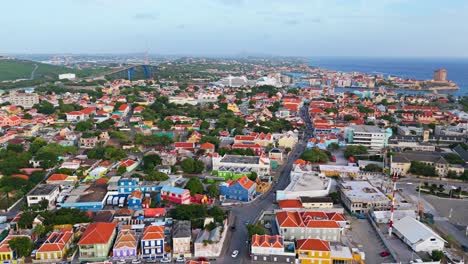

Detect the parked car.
[
  {"left": 116, "top": 260, "right": 126, "bottom": 264},
  {"left": 176, "top": 256, "right": 186, "bottom": 262},
  {"left": 380, "top": 251, "right": 390, "bottom": 257},
  {"left": 160, "top": 257, "right": 171, "bottom": 263},
  {"left": 131, "top": 259, "right": 141, "bottom": 264},
  {"left": 232, "top": 250, "right": 239, "bottom": 258}
]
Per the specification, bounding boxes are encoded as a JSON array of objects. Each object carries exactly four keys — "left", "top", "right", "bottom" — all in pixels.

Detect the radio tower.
[{"left": 388, "top": 173, "right": 399, "bottom": 237}]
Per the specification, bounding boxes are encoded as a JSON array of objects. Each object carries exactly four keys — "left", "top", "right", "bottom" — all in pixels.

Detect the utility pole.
[{"left": 388, "top": 173, "right": 398, "bottom": 237}]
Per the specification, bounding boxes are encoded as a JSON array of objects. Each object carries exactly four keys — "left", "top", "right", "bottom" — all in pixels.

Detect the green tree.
[
  {"left": 363, "top": 164, "right": 382, "bottom": 172},
  {"left": 29, "top": 138, "right": 47, "bottom": 155},
  {"left": 185, "top": 177, "right": 203, "bottom": 196},
  {"left": 34, "top": 101, "right": 55, "bottom": 114},
  {"left": 75, "top": 120, "right": 93, "bottom": 131},
  {"left": 431, "top": 250, "right": 444, "bottom": 261},
  {"left": 207, "top": 184, "right": 219, "bottom": 198},
  {"left": 248, "top": 171, "right": 258, "bottom": 181},
  {"left": 145, "top": 171, "right": 169, "bottom": 181},
  {"left": 247, "top": 223, "right": 266, "bottom": 237},
  {"left": 409, "top": 161, "right": 437, "bottom": 177},
  {"left": 301, "top": 148, "right": 329, "bottom": 163},
  {"left": 180, "top": 158, "right": 205, "bottom": 174},
  {"left": 344, "top": 115, "right": 357, "bottom": 121},
  {"left": 344, "top": 145, "right": 368, "bottom": 159},
  {"left": 142, "top": 154, "right": 162, "bottom": 171},
  {"left": 328, "top": 142, "right": 339, "bottom": 151},
  {"left": 32, "top": 224, "right": 47, "bottom": 238},
  {"left": 117, "top": 166, "right": 127, "bottom": 175},
  {"left": 8, "top": 237, "right": 34, "bottom": 258},
  {"left": 29, "top": 170, "right": 46, "bottom": 184}
]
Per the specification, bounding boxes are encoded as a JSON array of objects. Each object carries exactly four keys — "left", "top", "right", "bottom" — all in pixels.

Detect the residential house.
[
  {"left": 112, "top": 229, "right": 138, "bottom": 259},
  {"left": 66, "top": 111, "right": 86, "bottom": 122},
  {"left": 212, "top": 153, "right": 271, "bottom": 177},
  {"left": 220, "top": 175, "right": 257, "bottom": 202},
  {"left": 26, "top": 184, "right": 60, "bottom": 209},
  {"left": 36, "top": 231, "right": 74, "bottom": 262},
  {"left": 119, "top": 159, "right": 139, "bottom": 172},
  {"left": 276, "top": 211, "right": 342, "bottom": 241},
  {"left": 250, "top": 234, "right": 295, "bottom": 264},
  {"left": 172, "top": 221, "right": 192, "bottom": 258},
  {"left": 161, "top": 186, "right": 191, "bottom": 204},
  {"left": 78, "top": 222, "right": 117, "bottom": 262},
  {"left": 127, "top": 190, "right": 143, "bottom": 210},
  {"left": 141, "top": 225, "right": 165, "bottom": 259},
  {"left": 296, "top": 238, "right": 331, "bottom": 264},
  {"left": 0, "top": 235, "right": 31, "bottom": 261}
]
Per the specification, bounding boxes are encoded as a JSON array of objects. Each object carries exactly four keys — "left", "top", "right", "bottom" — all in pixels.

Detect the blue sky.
[{"left": 1, "top": 0, "right": 468, "bottom": 57}]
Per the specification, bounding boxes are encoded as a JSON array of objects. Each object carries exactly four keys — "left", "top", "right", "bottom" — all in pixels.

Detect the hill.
[{"left": 0, "top": 59, "right": 77, "bottom": 81}]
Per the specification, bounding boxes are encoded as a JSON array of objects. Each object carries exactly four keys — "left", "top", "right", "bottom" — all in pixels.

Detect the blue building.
[
  {"left": 118, "top": 178, "right": 161, "bottom": 196},
  {"left": 128, "top": 190, "right": 143, "bottom": 210},
  {"left": 220, "top": 175, "right": 257, "bottom": 202}
]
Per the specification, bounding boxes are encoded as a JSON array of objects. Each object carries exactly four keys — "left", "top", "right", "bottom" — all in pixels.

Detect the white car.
[
  {"left": 176, "top": 256, "right": 186, "bottom": 262},
  {"left": 116, "top": 260, "right": 126, "bottom": 264},
  {"left": 131, "top": 260, "right": 141, "bottom": 264},
  {"left": 160, "top": 257, "right": 172, "bottom": 263},
  {"left": 231, "top": 250, "right": 239, "bottom": 258}
]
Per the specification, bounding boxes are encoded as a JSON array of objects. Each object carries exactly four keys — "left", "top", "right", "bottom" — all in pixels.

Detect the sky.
[{"left": 1, "top": 0, "right": 468, "bottom": 57}]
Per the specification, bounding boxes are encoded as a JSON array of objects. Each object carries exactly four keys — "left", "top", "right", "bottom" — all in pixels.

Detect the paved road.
[
  {"left": 30, "top": 64, "right": 39, "bottom": 80},
  {"left": 221, "top": 103, "right": 312, "bottom": 264},
  {"left": 397, "top": 182, "right": 468, "bottom": 248}
]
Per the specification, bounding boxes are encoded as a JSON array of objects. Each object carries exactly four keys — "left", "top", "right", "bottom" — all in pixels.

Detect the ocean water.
[{"left": 310, "top": 57, "right": 468, "bottom": 96}]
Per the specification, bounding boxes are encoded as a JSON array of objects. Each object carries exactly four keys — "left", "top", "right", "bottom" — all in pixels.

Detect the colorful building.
[
  {"left": 161, "top": 186, "right": 191, "bottom": 204},
  {"left": 141, "top": 225, "right": 165, "bottom": 259},
  {"left": 220, "top": 175, "right": 257, "bottom": 202},
  {"left": 36, "top": 231, "right": 74, "bottom": 262},
  {"left": 296, "top": 238, "right": 331, "bottom": 264},
  {"left": 112, "top": 229, "right": 138, "bottom": 259},
  {"left": 78, "top": 222, "right": 117, "bottom": 262}
]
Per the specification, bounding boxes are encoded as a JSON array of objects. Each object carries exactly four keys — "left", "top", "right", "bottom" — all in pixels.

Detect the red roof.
[
  {"left": 278, "top": 199, "right": 303, "bottom": 209},
  {"left": 251, "top": 234, "right": 284, "bottom": 248},
  {"left": 78, "top": 222, "right": 117, "bottom": 245},
  {"left": 144, "top": 208, "right": 166, "bottom": 218},
  {"left": 141, "top": 225, "right": 164, "bottom": 241},
  {"left": 297, "top": 238, "right": 330, "bottom": 252},
  {"left": 11, "top": 174, "right": 29, "bottom": 180},
  {"left": 120, "top": 159, "right": 136, "bottom": 167},
  {"left": 47, "top": 174, "right": 69, "bottom": 181},
  {"left": 200, "top": 142, "right": 215, "bottom": 150}
]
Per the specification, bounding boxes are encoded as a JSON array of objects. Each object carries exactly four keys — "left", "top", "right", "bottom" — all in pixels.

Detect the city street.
[{"left": 220, "top": 103, "right": 312, "bottom": 264}]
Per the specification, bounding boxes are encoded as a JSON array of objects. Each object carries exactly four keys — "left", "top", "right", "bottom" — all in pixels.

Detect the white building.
[
  {"left": 212, "top": 153, "right": 270, "bottom": 176},
  {"left": 9, "top": 91, "right": 39, "bottom": 109},
  {"left": 338, "top": 181, "right": 389, "bottom": 214},
  {"left": 27, "top": 184, "right": 60, "bottom": 209},
  {"left": 168, "top": 96, "right": 198, "bottom": 105},
  {"left": 172, "top": 221, "right": 191, "bottom": 258},
  {"left": 393, "top": 216, "right": 446, "bottom": 253},
  {"left": 58, "top": 73, "right": 76, "bottom": 80},
  {"left": 345, "top": 125, "right": 392, "bottom": 150}
]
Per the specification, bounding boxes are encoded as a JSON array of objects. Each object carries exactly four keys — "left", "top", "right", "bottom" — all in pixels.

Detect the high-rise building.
[
  {"left": 434, "top": 69, "right": 447, "bottom": 82},
  {"left": 9, "top": 91, "right": 39, "bottom": 109}
]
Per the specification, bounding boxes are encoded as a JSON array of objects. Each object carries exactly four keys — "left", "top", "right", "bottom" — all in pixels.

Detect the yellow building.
[
  {"left": 36, "top": 231, "right": 74, "bottom": 262},
  {"left": 330, "top": 244, "right": 365, "bottom": 264},
  {"left": 0, "top": 235, "right": 31, "bottom": 262},
  {"left": 227, "top": 103, "right": 240, "bottom": 113},
  {"left": 296, "top": 238, "right": 332, "bottom": 264}
]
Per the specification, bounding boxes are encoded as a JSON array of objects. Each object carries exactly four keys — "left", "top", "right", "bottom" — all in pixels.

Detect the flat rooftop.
[
  {"left": 340, "top": 181, "right": 388, "bottom": 202},
  {"left": 351, "top": 125, "right": 384, "bottom": 133},
  {"left": 63, "top": 184, "right": 108, "bottom": 203},
  {"left": 29, "top": 184, "right": 58, "bottom": 196},
  {"left": 220, "top": 155, "right": 260, "bottom": 164},
  {"left": 285, "top": 173, "right": 330, "bottom": 192}
]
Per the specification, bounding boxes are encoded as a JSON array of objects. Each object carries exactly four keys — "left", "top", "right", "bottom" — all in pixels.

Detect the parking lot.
[{"left": 344, "top": 218, "right": 393, "bottom": 264}]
